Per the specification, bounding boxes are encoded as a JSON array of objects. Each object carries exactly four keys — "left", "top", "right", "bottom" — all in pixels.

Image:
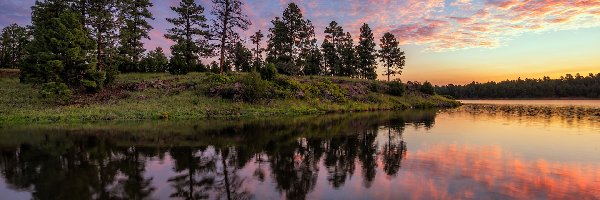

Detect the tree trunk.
[{"left": 219, "top": 0, "right": 231, "bottom": 74}]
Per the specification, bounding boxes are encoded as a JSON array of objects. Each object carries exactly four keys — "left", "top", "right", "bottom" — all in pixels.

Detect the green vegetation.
[
  {"left": 0, "top": 69, "right": 458, "bottom": 124},
  {"left": 436, "top": 73, "right": 600, "bottom": 99}
]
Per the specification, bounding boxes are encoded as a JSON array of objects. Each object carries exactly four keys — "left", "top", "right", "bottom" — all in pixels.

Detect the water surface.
[
  {"left": 0, "top": 109, "right": 599, "bottom": 200},
  {"left": 460, "top": 99, "right": 600, "bottom": 107}
]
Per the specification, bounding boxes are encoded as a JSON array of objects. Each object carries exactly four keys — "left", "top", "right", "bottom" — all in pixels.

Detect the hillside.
[{"left": 0, "top": 69, "right": 459, "bottom": 124}]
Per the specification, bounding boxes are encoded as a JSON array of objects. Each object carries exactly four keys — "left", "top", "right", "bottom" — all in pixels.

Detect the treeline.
[
  {"left": 435, "top": 73, "right": 600, "bottom": 99},
  {"left": 1, "top": 0, "right": 408, "bottom": 94}
]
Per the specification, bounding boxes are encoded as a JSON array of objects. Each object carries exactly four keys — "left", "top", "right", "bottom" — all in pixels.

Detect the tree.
[
  {"left": 211, "top": 0, "right": 251, "bottom": 74},
  {"left": 282, "top": 3, "right": 316, "bottom": 74},
  {"left": 323, "top": 21, "right": 344, "bottom": 76},
  {"left": 117, "top": 0, "right": 154, "bottom": 72},
  {"left": 302, "top": 42, "right": 322, "bottom": 75},
  {"left": 378, "top": 32, "right": 405, "bottom": 81},
  {"left": 87, "top": 0, "right": 119, "bottom": 83},
  {"left": 356, "top": 23, "right": 377, "bottom": 79},
  {"left": 420, "top": 81, "right": 435, "bottom": 95},
  {"left": 265, "top": 3, "right": 316, "bottom": 75},
  {"left": 165, "top": 0, "right": 211, "bottom": 74},
  {"left": 21, "top": 1, "right": 103, "bottom": 91},
  {"left": 0, "top": 24, "right": 30, "bottom": 69},
  {"left": 250, "top": 30, "right": 264, "bottom": 68},
  {"left": 140, "top": 47, "right": 168, "bottom": 72},
  {"left": 321, "top": 38, "right": 337, "bottom": 76},
  {"left": 266, "top": 17, "right": 292, "bottom": 72},
  {"left": 338, "top": 32, "right": 356, "bottom": 77},
  {"left": 229, "top": 41, "right": 252, "bottom": 72}
]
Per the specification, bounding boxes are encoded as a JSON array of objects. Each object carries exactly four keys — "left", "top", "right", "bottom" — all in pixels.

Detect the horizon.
[{"left": 1, "top": 0, "right": 599, "bottom": 85}]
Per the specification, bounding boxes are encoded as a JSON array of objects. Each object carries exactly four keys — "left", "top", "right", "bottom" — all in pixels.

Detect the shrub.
[
  {"left": 387, "top": 81, "right": 405, "bottom": 96},
  {"left": 208, "top": 73, "right": 271, "bottom": 102},
  {"left": 368, "top": 81, "right": 389, "bottom": 93},
  {"left": 239, "top": 72, "right": 270, "bottom": 102},
  {"left": 168, "top": 56, "right": 189, "bottom": 75},
  {"left": 420, "top": 81, "right": 435, "bottom": 95},
  {"left": 83, "top": 70, "right": 106, "bottom": 92},
  {"left": 310, "top": 79, "right": 347, "bottom": 102},
  {"left": 260, "top": 63, "right": 278, "bottom": 81},
  {"left": 273, "top": 76, "right": 307, "bottom": 99},
  {"left": 40, "top": 82, "right": 72, "bottom": 103}
]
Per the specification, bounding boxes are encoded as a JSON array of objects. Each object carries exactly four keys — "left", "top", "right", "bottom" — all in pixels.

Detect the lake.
[
  {"left": 460, "top": 99, "right": 600, "bottom": 107},
  {"left": 1, "top": 103, "right": 599, "bottom": 199}
]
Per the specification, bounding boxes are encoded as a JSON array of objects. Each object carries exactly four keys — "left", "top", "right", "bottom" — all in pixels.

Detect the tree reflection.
[
  {"left": 168, "top": 146, "right": 216, "bottom": 199},
  {"left": 0, "top": 110, "right": 438, "bottom": 200}
]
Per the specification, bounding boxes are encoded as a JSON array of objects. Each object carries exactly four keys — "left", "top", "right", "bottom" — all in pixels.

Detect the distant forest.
[{"left": 435, "top": 73, "right": 600, "bottom": 99}]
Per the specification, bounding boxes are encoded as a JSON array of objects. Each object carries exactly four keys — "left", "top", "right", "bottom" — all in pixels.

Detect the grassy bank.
[{"left": 0, "top": 69, "right": 459, "bottom": 124}]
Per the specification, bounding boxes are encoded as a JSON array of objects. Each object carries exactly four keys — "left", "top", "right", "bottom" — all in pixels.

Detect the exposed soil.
[
  {"left": 0, "top": 69, "right": 19, "bottom": 78},
  {"left": 71, "top": 78, "right": 197, "bottom": 106}
]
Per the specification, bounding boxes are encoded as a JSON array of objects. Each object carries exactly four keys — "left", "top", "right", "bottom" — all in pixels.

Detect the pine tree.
[
  {"left": 378, "top": 32, "right": 405, "bottom": 81},
  {"left": 338, "top": 32, "right": 356, "bottom": 77},
  {"left": 266, "top": 17, "right": 292, "bottom": 71},
  {"left": 117, "top": 0, "right": 154, "bottom": 72},
  {"left": 229, "top": 41, "right": 253, "bottom": 72},
  {"left": 250, "top": 30, "right": 264, "bottom": 68},
  {"left": 356, "top": 23, "right": 377, "bottom": 80},
  {"left": 21, "top": 1, "right": 103, "bottom": 91},
  {"left": 321, "top": 38, "right": 337, "bottom": 76},
  {"left": 0, "top": 24, "right": 30, "bottom": 69},
  {"left": 302, "top": 41, "right": 322, "bottom": 75},
  {"left": 265, "top": 3, "right": 317, "bottom": 75},
  {"left": 140, "top": 47, "right": 168, "bottom": 72},
  {"left": 87, "top": 0, "right": 119, "bottom": 82},
  {"left": 282, "top": 3, "right": 315, "bottom": 66},
  {"left": 323, "top": 21, "right": 344, "bottom": 76},
  {"left": 211, "top": 0, "right": 251, "bottom": 74},
  {"left": 165, "top": 0, "right": 211, "bottom": 74}
]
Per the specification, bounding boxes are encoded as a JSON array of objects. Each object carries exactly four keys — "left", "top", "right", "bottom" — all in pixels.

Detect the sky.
[{"left": 1, "top": 0, "right": 599, "bottom": 85}]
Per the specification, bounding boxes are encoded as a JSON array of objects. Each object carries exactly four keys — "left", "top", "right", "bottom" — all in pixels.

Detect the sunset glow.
[{"left": 1, "top": 0, "right": 599, "bottom": 84}]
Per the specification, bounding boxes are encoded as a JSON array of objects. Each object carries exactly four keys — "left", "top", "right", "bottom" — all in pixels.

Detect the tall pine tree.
[
  {"left": 211, "top": 0, "right": 251, "bottom": 74},
  {"left": 323, "top": 21, "right": 344, "bottom": 76},
  {"left": 378, "top": 32, "right": 405, "bottom": 81},
  {"left": 338, "top": 32, "right": 356, "bottom": 77},
  {"left": 87, "top": 0, "right": 119, "bottom": 82},
  {"left": 165, "top": 0, "right": 211, "bottom": 74},
  {"left": 266, "top": 17, "right": 292, "bottom": 70},
  {"left": 356, "top": 23, "right": 377, "bottom": 80},
  {"left": 117, "top": 0, "right": 154, "bottom": 72},
  {"left": 250, "top": 30, "right": 264, "bottom": 68}
]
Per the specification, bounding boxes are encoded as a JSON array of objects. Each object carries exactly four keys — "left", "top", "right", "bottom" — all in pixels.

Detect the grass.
[{"left": 0, "top": 69, "right": 460, "bottom": 124}]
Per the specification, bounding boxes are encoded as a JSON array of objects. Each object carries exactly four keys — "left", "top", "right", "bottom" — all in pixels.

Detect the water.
[
  {"left": 460, "top": 99, "right": 600, "bottom": 107},
  {"left": 0, "top": 107, "right": 599, "bottom": 200}
]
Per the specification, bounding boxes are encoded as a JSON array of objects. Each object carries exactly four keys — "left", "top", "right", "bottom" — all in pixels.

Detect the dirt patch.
[
  {"left": 0, "top": 69, "right": 19, "bottom": 78},
  {"left": 71, "top": 78, "right": 198, "bottom": 105}
]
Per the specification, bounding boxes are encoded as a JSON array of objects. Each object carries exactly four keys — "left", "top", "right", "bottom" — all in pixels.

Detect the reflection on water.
[
  {"left": 0, "top": 109, "right": 599, "bottom": 200},
  {"left": 460, "top": 99, "right": 600, "bottom": 107}
]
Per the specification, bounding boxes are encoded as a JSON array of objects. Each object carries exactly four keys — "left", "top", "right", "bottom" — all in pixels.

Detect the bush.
[
  {"left": 387, "top": 81, "right": 405, "bottom": 96},
  {"left": 83, "top": 70, "right": 106, "bottom": 92},
  {"left": 308, "top": 79, "right": 347, "bottom": 102},
  {"left": 168, "top": 56, "right": 189, "bottom": 75},
  {"left": 40, "top": 82, "right": 72, "bottom": 103},
  {"left": 208, "top": 73, "right": 271, "bottom": 102},
  {"left": 239, "top": 72, "right": 270, "bottom": 102},
  {"left": 260, "top": 63, "right": 278, "bottom": 81},
  {"left": 420, "top": 81, "right": 435, "bottom": 95}
]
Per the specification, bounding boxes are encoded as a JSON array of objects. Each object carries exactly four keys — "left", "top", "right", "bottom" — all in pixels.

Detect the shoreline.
[{"left": 0, "top": 71, "right": 460, "bottom": 125}]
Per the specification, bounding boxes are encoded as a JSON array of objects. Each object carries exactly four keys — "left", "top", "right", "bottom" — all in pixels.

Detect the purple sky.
[{"left": 1, "top": 0, "right": 600, "bottom": 84}]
